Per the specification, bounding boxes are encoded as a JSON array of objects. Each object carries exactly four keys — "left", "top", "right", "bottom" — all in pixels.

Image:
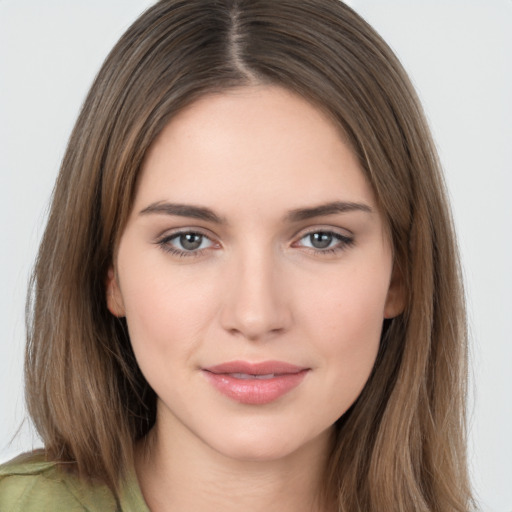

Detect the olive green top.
[{"left": 0, "top": 452, "right": 150, "bottom": 512}]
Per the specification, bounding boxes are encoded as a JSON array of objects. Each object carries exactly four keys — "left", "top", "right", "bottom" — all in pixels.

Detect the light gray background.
[{"left": 1, "top": 1, "right": 511, "bottom": 510}]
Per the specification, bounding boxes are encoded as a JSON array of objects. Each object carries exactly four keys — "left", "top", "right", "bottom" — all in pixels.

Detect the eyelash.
[
  {"left": 156, "top": 230, "right": 214, "bottom": 258},
  {"left": 155, "top": 229, "right": 354, "bottom": 258},
  {"left": 294, "top": 231, "right": 355, "bottom": 255}
]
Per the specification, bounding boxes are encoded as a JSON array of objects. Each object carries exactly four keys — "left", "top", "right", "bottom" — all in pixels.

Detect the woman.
[{"left": 0, "top": 0, "right": 474, "bottom": 510}]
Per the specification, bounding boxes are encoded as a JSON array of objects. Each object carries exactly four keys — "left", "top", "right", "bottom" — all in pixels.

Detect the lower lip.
[{"left": 203, "top": 370, "right": 309, "bottom": 405}]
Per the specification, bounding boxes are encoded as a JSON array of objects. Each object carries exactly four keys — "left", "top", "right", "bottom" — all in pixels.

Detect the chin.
[{"left": 205, "top": 422, "right": 333, "bottom": 464}]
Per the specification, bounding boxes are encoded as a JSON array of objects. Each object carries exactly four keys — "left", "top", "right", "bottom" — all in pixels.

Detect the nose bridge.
[{"left": 220, "top": 241, "right": 290, "bottom": 340}]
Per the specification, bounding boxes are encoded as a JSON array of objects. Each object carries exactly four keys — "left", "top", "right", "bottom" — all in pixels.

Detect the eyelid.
[
  {"left": 291, "top": 226, "right": 355, "bottom": 253},
  {"left": 292, "top": 224, "right": 354, "bottom": 241},
  {"left": 154, "top": 224, "right": 216, "bottom": 240},
  {"left": 155, "top": 227, "right": 221, "bottom": 257}
]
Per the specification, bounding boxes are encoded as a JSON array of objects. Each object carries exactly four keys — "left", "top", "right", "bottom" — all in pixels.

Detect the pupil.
[
  {"left": 311, "top": 232, "right": 332, "bottom": 249},
  {"left": 180, "top": 233, "right": 202, "bottom": 250}
]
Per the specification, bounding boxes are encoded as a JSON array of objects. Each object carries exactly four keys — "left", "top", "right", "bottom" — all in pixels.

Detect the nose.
[{"left": 219, "top": 248, "right": 292, "bottom": 341}]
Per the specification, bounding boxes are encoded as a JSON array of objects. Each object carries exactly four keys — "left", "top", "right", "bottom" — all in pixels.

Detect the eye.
[
  {"left": 157, "top": 231, "right": 215, "bottom": 256},
  {"left": 174, "top": 233, "right": 210, "bottom": 251},
  {"left": 296, "top": 230, "right": 354, "bottom": 253}
]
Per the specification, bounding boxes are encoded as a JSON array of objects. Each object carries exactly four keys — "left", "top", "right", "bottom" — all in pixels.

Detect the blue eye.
[
  {"left": 298, "top": 231, "right": 353, "bottom": 252},
  {"left": 158, "top": 231, "right": 214, "bottom": 256},
  {"left": 175, "top": 233, "right": 209, "bottom": 251}
]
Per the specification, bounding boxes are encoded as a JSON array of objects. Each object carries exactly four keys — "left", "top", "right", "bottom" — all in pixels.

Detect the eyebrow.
[
  {"left": 139, "top": 202, "right": 226, "bottom": 224},
  {"left": 285, "top": 201, "right": 373, "bottom": 222},
  {"left": 139, "top": 200, "right": 372, "bottom": 224}
]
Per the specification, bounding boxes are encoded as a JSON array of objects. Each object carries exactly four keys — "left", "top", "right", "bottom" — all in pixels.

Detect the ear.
[
  {"left": 106, "top": 267, "right": 126, "bottom": 317},
  {"left": 384, "top": 263, "right": 406, "bottom": 319}
]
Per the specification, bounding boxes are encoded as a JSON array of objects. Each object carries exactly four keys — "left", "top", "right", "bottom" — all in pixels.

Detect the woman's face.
[{"left": 108, "top": 85, "right": 403, "bottom": 462}]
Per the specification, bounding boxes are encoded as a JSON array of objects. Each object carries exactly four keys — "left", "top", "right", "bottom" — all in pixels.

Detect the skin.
[{"left": 107, "top": 85, "right": 403, "bottom": 512}]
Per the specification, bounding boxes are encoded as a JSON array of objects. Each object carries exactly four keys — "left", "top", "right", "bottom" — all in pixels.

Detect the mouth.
[
  {"left": 227, "top": 373, "right": 279, "bottom": 380},
  {"left": 202, "top": 360, "right": 310, "bottom": 405}
]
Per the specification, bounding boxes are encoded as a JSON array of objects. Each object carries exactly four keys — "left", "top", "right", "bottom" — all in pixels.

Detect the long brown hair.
[{"left": 25, "top": 1, "right": 474, "bottom": 509}]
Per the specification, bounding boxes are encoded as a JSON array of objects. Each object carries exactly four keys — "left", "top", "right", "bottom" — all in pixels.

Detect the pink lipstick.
[{"left": 202, "top": 360, "right": 309, "bottom": 405}]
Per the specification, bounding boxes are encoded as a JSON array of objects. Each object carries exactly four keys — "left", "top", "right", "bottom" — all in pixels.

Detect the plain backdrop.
[{"left": 1, "top": 1, "right": 511, "bottom": 511}]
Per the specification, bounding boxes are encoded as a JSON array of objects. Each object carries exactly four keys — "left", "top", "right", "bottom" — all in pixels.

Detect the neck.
[{"left": 134, "top": 416, "right": 335, "bottom": 512}]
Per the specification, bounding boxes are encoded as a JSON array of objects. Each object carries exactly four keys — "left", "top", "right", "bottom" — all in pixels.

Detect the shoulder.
[{"left": 0, "top": 451, "right": 119, "bottom": 512}]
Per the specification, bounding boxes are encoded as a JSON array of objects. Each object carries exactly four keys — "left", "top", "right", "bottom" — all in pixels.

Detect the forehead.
[{"left": 134, "top": 85, "right": 376, "bottom": 218}]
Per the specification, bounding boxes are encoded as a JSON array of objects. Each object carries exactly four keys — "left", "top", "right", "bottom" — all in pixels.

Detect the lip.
[{"left": 202, "top": 360, "right": 309, "bottom": 405}]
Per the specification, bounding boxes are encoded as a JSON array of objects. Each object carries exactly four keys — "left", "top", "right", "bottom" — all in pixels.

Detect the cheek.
[
  {"left": 297, "top": 261, "right": 390, "bottom": 408},
  {"left": 300, "top": 257, "right": 389, "bottom": 334},
  {"left": 116, "top": 250, "right": 219, "bottom": 369}
]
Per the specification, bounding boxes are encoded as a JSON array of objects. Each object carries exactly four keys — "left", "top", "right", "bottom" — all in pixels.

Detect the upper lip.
[{"left": 203, "top": 360, "right": 307, "bottom": 375}]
